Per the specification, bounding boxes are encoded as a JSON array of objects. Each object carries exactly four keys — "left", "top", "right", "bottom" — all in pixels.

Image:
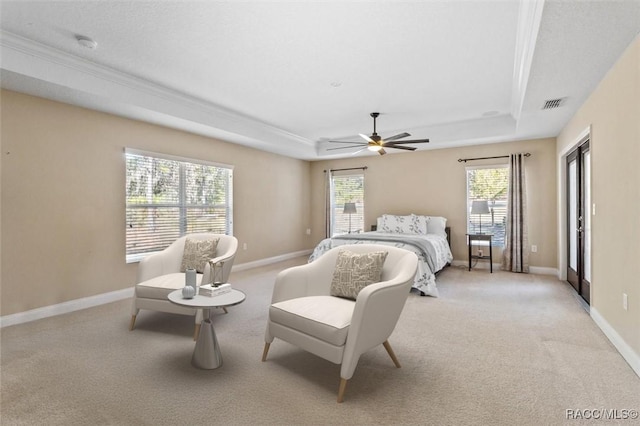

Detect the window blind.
[
  {"left": 331, "top": 172, "right": 364, "bottom": 235},
  {"left": 125, "top": 149, "right": 233, "bottom": 262},
  {"left": 466, "top": 165, "right": 508, "bottom": 246}
]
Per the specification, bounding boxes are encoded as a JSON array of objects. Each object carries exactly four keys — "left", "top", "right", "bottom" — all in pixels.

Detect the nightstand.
[{"left": 467, "top": 234, "right": 493, "bottom": 273}]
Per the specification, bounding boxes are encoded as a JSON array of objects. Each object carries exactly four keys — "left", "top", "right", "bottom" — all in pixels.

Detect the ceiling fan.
[{"left": 327, "top": 112, "right": 429, "bottom": 156}]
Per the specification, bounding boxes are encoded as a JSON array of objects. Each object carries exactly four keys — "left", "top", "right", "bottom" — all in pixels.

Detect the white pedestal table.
[{"left": 168, "top": 288, "right": 246, "bottom": 369}]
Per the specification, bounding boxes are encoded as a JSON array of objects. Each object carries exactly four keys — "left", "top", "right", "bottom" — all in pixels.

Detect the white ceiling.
[{"left": 1, "top": 1, "right": 639, "bottom": 160}]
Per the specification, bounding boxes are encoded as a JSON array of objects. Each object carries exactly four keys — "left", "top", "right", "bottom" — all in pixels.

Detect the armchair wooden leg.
[
  {"left": 383, "top": 340, "right": 401, "bottom": 368},
  {"left": 337, "top": 378, "right": 348, "bottom": 403},
  {"left": 222, "top": 307, "right": 228, "bottom": 314},
  {"left": 193, "top": 323, "right": 201, "bottom": 341},
  {"left": 261, "top": 342, "right": 270, "bottom": 362},
  {"left": 129, "top": 315, "right": 136, "bottom": 331}
]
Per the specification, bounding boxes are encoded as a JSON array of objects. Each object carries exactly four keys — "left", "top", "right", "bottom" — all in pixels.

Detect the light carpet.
[{"left": 2, "top": 258, "right": 639, "bottom": 425}]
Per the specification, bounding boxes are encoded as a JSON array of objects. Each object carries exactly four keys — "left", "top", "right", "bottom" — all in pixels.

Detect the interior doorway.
[{"left": 566, "top": 139, "right": 591, "bottom": 304}]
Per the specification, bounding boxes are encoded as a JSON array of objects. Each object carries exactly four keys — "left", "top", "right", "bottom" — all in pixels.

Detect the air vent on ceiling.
[{"left": 542, "top": 97, "right": 567, "bottom": 110}]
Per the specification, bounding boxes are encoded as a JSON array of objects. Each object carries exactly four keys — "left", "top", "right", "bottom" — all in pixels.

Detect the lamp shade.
[
  {"left": 343, "top": 202, "right": 357, "bottom": 214},
  {"left": 470, "top": 200, "right": 490, "bottom": 215}
]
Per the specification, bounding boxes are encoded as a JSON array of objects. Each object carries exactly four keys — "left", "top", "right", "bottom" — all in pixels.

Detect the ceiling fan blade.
[
  {"left": 385, "top": 138, "right": 430, "bottom": 145},
  {"left": 359, "top": 133, "right": 374, "bottom": 143},
  {"left": 384, "top": 132, "right": 411, "bottom": 142},
  {"left": 386, "top": 145, "right": 416, "bottom": 151},
  {"left": 328, "top": 140, "right": 367, "bottom": 145},
  {"left": 326, "top": 145, "right": 367, "bottom": 151},
  {"left": 378, "top": 148, "right": 387, "bottom": 156}
]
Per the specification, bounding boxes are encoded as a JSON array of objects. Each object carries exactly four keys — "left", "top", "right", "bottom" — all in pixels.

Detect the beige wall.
[
  {"left": 0, "top": 90, "right": 312, "bottom": 315},
  {"left": 1, "top": 36, "right": 636, "bottom": 369},
  {"left": 557, "top": 37, "right": 640, "bottom": 356},
  {"left": 310, "top": 138, "right": 557, "bottom": 268}
]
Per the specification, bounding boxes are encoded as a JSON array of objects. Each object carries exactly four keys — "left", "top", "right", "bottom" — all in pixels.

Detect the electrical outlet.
[
  {"left": 592, "top": 203, "right": 596, "bottom": 216},
  {"left": 531, "top": 245, "right": 538, "bottom": 253},
  {"left": 243, "top": 243, "right": 248, "bottom": 251},
  {"left": 623, "top": 293, "right": 628, "bottom": 311},
  {"left": 478, "top": 249, "right": 483, "bottom": 257},
  {"left": 306, "top": 228, "right": 311, "bottom": 235}
]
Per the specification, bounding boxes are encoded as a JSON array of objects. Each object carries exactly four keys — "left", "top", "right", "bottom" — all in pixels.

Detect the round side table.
[{"left": 168, "top": 288, "right": 246, "bottom": 369}]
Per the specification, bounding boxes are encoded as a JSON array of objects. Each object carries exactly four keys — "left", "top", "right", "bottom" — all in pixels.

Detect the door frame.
[
  {"left": 566, "top": 140, "right": 591, "bottom": 303},
  {"left": 558, "top": 126, "right": 591, "bottom": 302}
]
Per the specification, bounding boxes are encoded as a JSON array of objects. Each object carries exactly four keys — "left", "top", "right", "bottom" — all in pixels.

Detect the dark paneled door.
[{"left": 566, "top": 140, "right": 591, "bottom": 304}]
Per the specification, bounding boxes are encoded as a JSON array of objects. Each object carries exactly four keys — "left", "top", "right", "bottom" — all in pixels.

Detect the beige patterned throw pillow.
[
  {"left": 330, "top": 249, "right": 388, "bottom": 300},
  {"left": 180, "top": 238, "right": 219, "bottom": 273}
]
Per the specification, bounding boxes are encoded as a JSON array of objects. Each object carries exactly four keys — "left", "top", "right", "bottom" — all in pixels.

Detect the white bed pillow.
[
  {"left": 377, "top": 214, "right": 427, "bottom": 235},
  {"left": 377, "top": 214, "right": 411, "bottom": 233},
  {"left": 410, "top": 214, "right": 429, "bottom": 235},
  {"left": 425, "top": 216, "right": 448, "bottom": 238}
]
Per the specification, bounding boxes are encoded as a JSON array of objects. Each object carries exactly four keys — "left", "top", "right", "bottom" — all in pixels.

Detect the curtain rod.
[
  {"left": 457, "top": 153, "right": 530, "bottom": 163},
  {"left": 323, "top": 166, "right": 368, "bottom": 173}
]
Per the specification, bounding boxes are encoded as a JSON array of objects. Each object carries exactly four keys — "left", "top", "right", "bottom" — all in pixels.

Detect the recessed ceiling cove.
[{"left": 1, "top": 1, "right": 638, "bottom": 159}]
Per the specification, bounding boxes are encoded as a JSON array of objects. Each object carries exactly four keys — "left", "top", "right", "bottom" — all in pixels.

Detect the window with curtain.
[
  {"left": 330, "top": 172, "right": 364, "bottom": 236},
  {"left": 466, "top": 165, "right": 509, "bottom": 246},
  {"left": 125, "top": 148, "right": 233, "bottom": 262}
]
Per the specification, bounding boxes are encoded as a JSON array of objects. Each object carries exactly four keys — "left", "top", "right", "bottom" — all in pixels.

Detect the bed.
[{"left": 309, "top": 214, "right": 453, "bottom": 297}]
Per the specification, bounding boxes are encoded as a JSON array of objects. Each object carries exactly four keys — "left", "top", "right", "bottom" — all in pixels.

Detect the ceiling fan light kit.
[{"left": 327, "top": 112, "right": 429, "bottom": 156}]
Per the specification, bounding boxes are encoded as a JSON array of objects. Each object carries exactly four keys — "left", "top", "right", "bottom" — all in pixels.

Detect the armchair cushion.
[
  {"left": 135, "top": 272, "right": 203, "bottom": 299},
  {"left": 180, "top": 237, "right": 219, "bottom": 273},
  {"left": 270, "top": 296, "right": 354, "bottom": 346},
  {"left": 330, "top": 249, "right": 388, "bottom": 300}
]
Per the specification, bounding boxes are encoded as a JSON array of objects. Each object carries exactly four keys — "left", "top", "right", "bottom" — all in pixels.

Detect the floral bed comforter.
[{"left": 309, "top": 231, "right": 453, "bottom": 297}]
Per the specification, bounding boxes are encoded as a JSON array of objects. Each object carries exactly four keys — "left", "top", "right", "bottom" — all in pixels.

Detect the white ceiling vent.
[{"left": 542, "top": 97, "right": 567, "bottom": 110}]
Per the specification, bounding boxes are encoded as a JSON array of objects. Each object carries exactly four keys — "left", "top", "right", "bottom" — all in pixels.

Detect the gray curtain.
[
  {"left": 324, "top": 170, "right": 332, "bottom": 238},
  {"left": 502, "top": 153, "right": 529, "bottom": 273}
]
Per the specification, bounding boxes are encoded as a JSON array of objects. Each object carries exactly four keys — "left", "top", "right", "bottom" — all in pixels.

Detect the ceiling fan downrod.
[{"left": 370, "top": 112, "right": 379, "bottom": 136}]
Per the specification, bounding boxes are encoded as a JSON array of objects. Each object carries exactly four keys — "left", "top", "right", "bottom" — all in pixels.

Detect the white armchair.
[
  {"left": 129, "top": 233, "right": 238, "bottom": 339},
  {"left": 261, "top": 244, "right": 418, "bottom": 403}
]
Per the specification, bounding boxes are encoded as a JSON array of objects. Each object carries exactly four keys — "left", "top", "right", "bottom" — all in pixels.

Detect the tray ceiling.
[{"left": 1, "top": 1, "right": 639, "bottom": 159}]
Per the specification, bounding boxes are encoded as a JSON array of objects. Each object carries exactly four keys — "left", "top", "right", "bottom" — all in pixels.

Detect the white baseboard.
[
  {"left": 529, "top": 266, "right": 559, "bottom": 276},
  {"left": 450, "top": 259, "right": 557, "bottom": 276},
  {"left": 1, "top": 249, "right": 313, "bottom": 328},
  {"left": 231, "top": 249, "right": 312, "bottom": 272},
  {"left": 590, "top": 307, "right": 640, "bottom": 378},
  {"left": 0, "top": 287, "right": 134, "bottom": 328}
]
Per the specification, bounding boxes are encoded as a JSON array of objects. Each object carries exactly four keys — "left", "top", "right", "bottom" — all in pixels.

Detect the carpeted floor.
[{"left": 2, "top": 258, "right": 639, "bottom": 425}]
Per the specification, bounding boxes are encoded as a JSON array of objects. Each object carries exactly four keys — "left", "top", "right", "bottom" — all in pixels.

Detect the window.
[
  {"left": 466, "top": 165, "right": 508, "bottom": 246},
  {"left": 125, "top": 149, "right": 233, "bottom": 262},
  {"left": 330, "top": 172, "right": 364, "bottom": 236}
]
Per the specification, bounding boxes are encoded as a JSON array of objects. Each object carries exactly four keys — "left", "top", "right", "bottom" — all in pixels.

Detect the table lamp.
[
  {"left": 471, "top": 200, "right": 490, "bottom": 234},
  {"left": 343, "top": 202, "right": 357, "bottom": 234}
]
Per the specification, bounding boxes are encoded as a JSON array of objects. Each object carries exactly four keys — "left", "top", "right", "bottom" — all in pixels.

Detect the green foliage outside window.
[
  {"left": 467, "top": 167, "right": 509, "bottom": 245},
  {"left": 125, "top": 151, "right": 232, "bottom": 260},
  {"left": 331, "top": 174, "right": 364, "bottom": 235},
  {"left": 468, "top": 168, "right": 509, "bottom": 202}
]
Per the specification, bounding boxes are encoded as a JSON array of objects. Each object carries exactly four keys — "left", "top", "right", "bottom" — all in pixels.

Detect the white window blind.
[
  {"left": 466, "top": 165, "right": 508, "bottom": 246},
  {"left": 125, "top": 149, "right": 233, "bottom": 262},
  {"left": 330, "top": 172, "right": 364, "bottom": 236}
]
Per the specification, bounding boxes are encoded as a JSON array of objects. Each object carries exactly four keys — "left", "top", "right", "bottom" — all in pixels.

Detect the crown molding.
[
  {"left": 0, "top": 30, "right": 316, "bottom": 158},
  {"left": 510, "top": 0, "right": 545, "bottom": 122}
]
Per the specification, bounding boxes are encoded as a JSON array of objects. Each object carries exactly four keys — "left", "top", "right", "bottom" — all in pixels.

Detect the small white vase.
[
  {"left": 182, "top": 285, "right": 196, "bottom": 299},
  {"left": 185, "top": 268, "right": 197, "bottom": 289}
]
